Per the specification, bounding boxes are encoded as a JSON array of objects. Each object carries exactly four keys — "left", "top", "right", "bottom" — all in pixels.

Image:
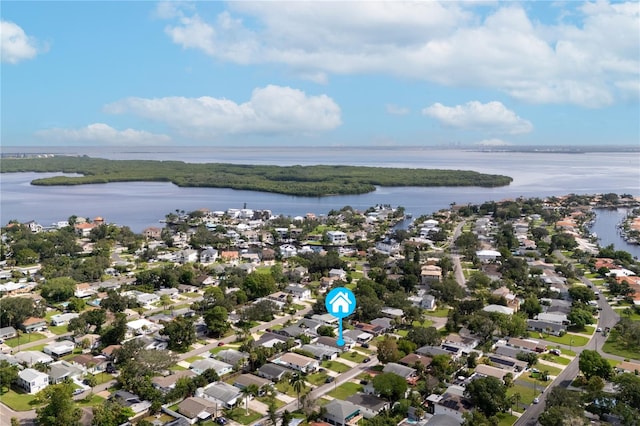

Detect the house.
[
  {"left": 101, "top": 345, "right": 121, "bottom": 360},
  {"left": 43, "top": 341, "right": 75, "bottom": 358},
  {"left": 48, "top": 361, "right": 83, "bottom": 384},
  {"left": 69, "top": 354, "right": 109, "bottom": 373},
  {"left": 15, "top": 351, "right": 54, "bottom": 367},
  {"left": 274, "top": 352, "right": 318, "bottom": 373},
  {"left": 536, "top": 312, "right": 568, "bottom": 324},
  {"left": 381, "top": 307, "right": 404, "bottom": 320},
  {"left": 342, "top": 329, "right": 373, "bottom": 344},
  {"left": 17, "top": 368, "right": 49, "bottom": 394},
  {"left": 74, "top": 222, "right": 97, "bottom": 237},
  {"left": 279, "top": 245, "right": 298, "bottom": 259},
  {"left": 74, "top": 283, "right": 96, "bottom": 299},
  {"left": 285, "top": 284, "right": 311, "bottom": 300},
  {"left": 50, "top": 313, "right": 80, "bottom": 326},
  {"left": 233, "top": 374, "right": 272, "bottom": 394},
  {"left": 111, "top": 390, "right": 152, "bottom": 415},
  {"left": 257, "top": 363, "right": 292, "bottom": 382},
  {"left": 126, "top": 318, "right": 162, "bottom": 336},
  {"left": 302, "top": 344, "right": 340, "bottom": 360},
  {"left": 0, "top": 326, "right": 17, "bottom": 340},
  {"left": 444, "top": 334, "right": 479, "bottom": 350},
  {"left": 487, "top": 354, "right": 527, "bottom": 372},
  {"left": 328, "top": 291, "right": 353, "bottom": 315},
  {"left": 329, "top": 269, "right": 347, "bottom": 280},
  {"left": 22, "top": 317, "right": 47, "bottom": 333},
  {"left": 370, "top": 317, "right": 393, "bottom": 332},
  {"left": 421, "top": 265, "right": 442, "bottom": 285},
  {"left": 200, "top": 247, "right": 219, "bottom": 264},
  {"left": 526, "top": 320, "right": 566, "bottom": 337},
  {"left": 422, "top": 294, "right": 436, "bottom": 310},
  {"left": 214, "top": 349, "right": 249, "bottom": 368},
  {"left": 482, "top": 305, "right": 514, "bottom": 316},
  {"left": 323, "top": 399, "right": 362, "bottom": 426},
  {"left": 200, "top": 381, "right": 242, "bottom": 409},
  {"left": 190, "top": 358, "right": 233, "bottom": 376},
  {"left": 346, "top": 394, "right": 389, "bottom": 419},
  {"left": 254, "top": 332, "right": 290, "bottom": 348},
  {"left": 177, "top": 249, "right": 199, "bottom": 264},
  {"left": 316, "top": 336, "right": 354, "bottom": 351},
  {"left": 507, "top": 337, "right": 546, "bottom": 353},
  {"left": 152, "top": 370, "right": 197, "bottom": 393},
  {"left": 476, "top": 250, "right": 501, "bottom": 263},
  {"left": 312, "top": 314, "right": 339, "bottom": 326},
  {"left": 475, "top": 364, "right": 509, "bottom": 380},
  {"left": 326, "top": 231, "right": 348, "bottom": 245},
  {"left": 399, "top": 354, "right": 432, "bottom": 369},
  {"left": 178, "top": 396, "right": 218, "bottom": 422},
  {"left": 426, "top": 385, "right": 472, "bottom": 423},
  {"left": 142, "top": 227, "right": 162, "bottom": 240},
  {"left": 382, "top": 363, "right": 416, "bottom": 380}
]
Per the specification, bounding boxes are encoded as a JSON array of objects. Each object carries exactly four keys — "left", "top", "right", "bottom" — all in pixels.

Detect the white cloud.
[
  {"left": 386, "top": 104, "right": 410, "bottom": 115},
  {"left": 36, "top": 123, "right": 171, "bottom": 145},
  {"left": 104, "top": 85, "right": 341, "bottom": 139},
  {"left": 1, "top": 20, "right": 45, "bottom": 64},
  {"left": 159, "top": 2, "right": 639, "bottom": 107},
  {"left": 422, "top": 101, "right": 533, "bottom": 134}
]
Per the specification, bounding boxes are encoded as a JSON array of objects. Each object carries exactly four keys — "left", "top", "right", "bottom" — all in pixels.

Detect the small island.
[{"left": 0, "top": 156, "right": 512, "bottom": 197}]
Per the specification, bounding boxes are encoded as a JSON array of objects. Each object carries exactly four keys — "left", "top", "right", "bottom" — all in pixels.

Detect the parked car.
[
  {"left": 533, "top": 398, "right": 540, "bottom": 404},
  {"left": 363, "top": 357, "right": 371, "bottom": 363},
  {"left": 325, "top": 376, "right": 335, "bottom": 383},
  {"left": 361, "top": 343, "right": 370, "bottom": 348},
  {"left": 215, "top": 418, "right": 227, "bottom": 425},
  {"left": 218, "top": 342, "right": 225, "bottom": 346},
  {"left": 596, "top": 327, "right": 602, "bottom": 332}
]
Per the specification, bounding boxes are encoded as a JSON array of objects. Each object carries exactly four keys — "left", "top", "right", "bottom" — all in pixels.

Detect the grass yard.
[
  {"left": 396, "top": 329, "right": 409, "bottom": 337},
  {"left": 533, "top": 365, "right": 563, "bottom": 377},
  {"left": 76, "top": 394, "right": 107, "bottom": 407},
  {"left": 540, "top": 353, "right": 571, "bottom": 365},
  {"left": 527, "top": 331, "right": 589, "bottom": 347},
  {"left": 257, "top": 396, "right": 285, "bottom": 408},
  {"left": 497, "top": 413, "right": 518, "bottom": 426},
  {"left": 424, "top": 307, "right": 450, "bottom": 318},
  {"left": 568, "top": 325, "right": 595, "bottom": 335},
  {"left": 4, "top": 332, "right": 47, "bottom": 348},
  {"left": 613, "top": 308, "right": 640, "bottom": 321},
  {"left": 606, "top": 358, "right": 622, "bottom": 367},
  {"left": 184, "top": 355, "right": 204, "bottom": 363},
  {"left": 410, "top": 319, "right": 434, "bottom": 327},
  {"left": 340, "top": 351, "right": 367, "bottom": 363},
  {"left": 49, "top": 325, "right": 69, "bottom": 335},
  {"left": 172, "top": 365, "right": 188, "bottom": 371},
  {"left": 322, "top": 360, "right": 351, "bottom": 373},
  {"left": 0, "top": 388, "right": 42, "bottom": 411},
  {"left": 275, "top": 380, "right": 310, "bottom": 398},
  {"left": 327, "top": 382, "right": 363, "bottom": 400},
  {"left": 306, "top": 372, "right": 330, "bottom": 386},
  {"left": 226, "top": 407, "right": 263, "bottom": 425},
  {"left": 182, "top": 292, "right": 201, "bottom": 298},
  {"left": 558, "top": 347, "right": 576, "bottom": 357},
  {"left": 602, "top": 333, "right": 640, "bottom": 361},
  {"left": 507, "top": 384, "right": 539, "bottom": 406},
  {"left": 518, "top": 373, "right": 551, "bottom": 387}
]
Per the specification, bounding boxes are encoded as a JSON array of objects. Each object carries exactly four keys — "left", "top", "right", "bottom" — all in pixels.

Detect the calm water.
[
  {"left": 1, "top": 147, "right": 639, "bottom": 234},
  {"left": 591, "top": 209, "right": 640, "bottom": 259}
]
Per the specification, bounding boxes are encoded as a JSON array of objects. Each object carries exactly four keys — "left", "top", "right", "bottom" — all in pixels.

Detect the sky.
[{"left": 1, "top": 1, "right": 639, "bottom": 147}]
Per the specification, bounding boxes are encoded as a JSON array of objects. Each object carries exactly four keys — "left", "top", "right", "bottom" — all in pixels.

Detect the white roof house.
[
  {"left": 50, "top": 312, "right": 80, "bottom": 326},
  {"left": 43, "top": 341, "right": 76, "bottom": 358},
  {"left": 15, "top": 351, "right": 54, "bottom": 367},
  {"left": 476, "top": 250, "right": 502, "bottom": 262},
  {"left": 17, "top": 368, "right": 49, "bottom": 394},
  {"left": 482, "top": 305, "right": 514, "bottom": 315},
  {"left": 127, "top": 318, "right": 163, "bottom": 336}
]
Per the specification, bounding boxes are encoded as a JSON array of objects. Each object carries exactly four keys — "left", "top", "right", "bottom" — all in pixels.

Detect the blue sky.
[{"left": 2, "top": 1, "right": 639, "bottom": 147}]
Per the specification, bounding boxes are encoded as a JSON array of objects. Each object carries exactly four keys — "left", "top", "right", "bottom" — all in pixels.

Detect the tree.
[
  {"left": 0, "top": 297, "right": 39, "bottom": 328},
  {"left": 372, "top": 373, "right": 408, "bottom": 404},
  {"left": 160, "top": 316, "right": 196, "bottom": 352},
  {"left": 578, "top": 350, "right": 612, "bottom": 380},
  {"left": 281, "top": 410, "right": 293, "bottom": 426},
  {"left": 35, "top": 381, "right": 82, "bottom": 426},
  {"left": 39, "top": 277, "right": 76, "bottom": 303},
  {"left": 91, "top": 400, "right": 135, "bottom": 426},
  {"left": 99, "top": 313, "right": 127, "bottom": 347},
  {"left": 462, "top": 410, "right": 498, "bottom": 426},
  {"left": 0, "top": 360, "right": 19, "bottom": 392},
  {"left": 407, "top": 327, "right": 441, "bottom": 347},
  {"left": 567, "top": 307, "right": 594, "bottom": 328},
  {"left": 317, "top": 325, "right": 335, "bottom": 337},
  {"left": 289, "top": 373, "right": 306, "bottom": 410},
  {"left": 538, "top": 387, "right": 585, "bottom": 426},
  {"left": 520, "top": 295, "right": 542, "bottom": 319},
  {"left": 464, "top": 376, "right": 508, "bottom": 418},
  {"left": 376, "top": 335, "right": 401, "bottom": 364},
  {"left": 241, "top": 384, "right": 259, "bottom": 415},
  {"left": 568, "top": 286, "right": 595, "bottom": 303},
  {"left": 243, "top": 271, "right": 276, "bottom": 300},
  {"left": 205, "top": 306, "right": 231, "bottom": 338}
]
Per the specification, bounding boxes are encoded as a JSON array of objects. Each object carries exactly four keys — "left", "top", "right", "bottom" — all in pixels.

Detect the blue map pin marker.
[{"left": 325, "top": 287, "right": 356, "bottom": 346}]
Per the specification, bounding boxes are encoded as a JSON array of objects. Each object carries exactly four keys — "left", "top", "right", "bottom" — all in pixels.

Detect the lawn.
[
  {"left": 507, "top": 384, "right": 538, "bottom": 406},
  {"left": 184, "top": 355, "right": 204, "bottom": 363},
  {"left": 322, "top": 360, "right": 351, "bottom": 373},
  {"left": 497, "top": 413, "right": 518, "bottom": 426},
  {"left": 568, "top": 325, "right": 595, "bottom": 335},
  {"left": 49, "top": 325, "right": 69, "bottom": 335},
  {"left": 423, "top": 307, "right": 450, "bottom": 318},
  {"left": 602, "top": 333, "right": 640, "bottom": 361},
  {"left": 527, "top": 331, "right": 589, "bottom": 347},
  {"left": 275, "top": 380, "right": 310, "bottom": 398},
  {"left": 76, "top": 394, "right": 107, "bottom": 408},
  {"left": 606, "top": 358, "right": 622, "bottom": 367},
  {"left": 396, "top": 329, "right": 409, "bottom": 337},
  {"left": 257, "top": 396, "right": 285, "bottom": 409},
  {"left": 410, "top": 319, "right": 434, "bottom": 327},
  {"left": 517, "top": 373, "right": 551, "bottom": 387},
  {"left": 340, "top": 351, "right": 367, "bottom": 363},
  {"left": 327, "top": 382, "right": 363, "bottom": 400},
  {"left": 0, "top": 388, "right": 42, "bottom": 411},
  {"left": 540, "top": 353, "right": 571, "bottom": 365},
  {"left": 4, "top": 332, "right": 48, "bottom": 348},
  {"left": 306, "top": 372, "right": 330, "bottom": 386},
  {"left": 172, "top": 365, "right": 188, "bottom": 371},
  {"left": 613, "top": 308, "right": 640, "bottom": 321},
  {"left": 225, "top": 408, "right": 263, "bottom": 425},
  {"left": 533, "top": 365, "right": 563, "bottom": 377}
]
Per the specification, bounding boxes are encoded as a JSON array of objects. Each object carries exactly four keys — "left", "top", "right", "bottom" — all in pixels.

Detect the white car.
[
  {"left": 596, "top": 327, "right": 602, "bottom": 332},
  {"left": 533, "top": 398, "right": 540, "bottom": 404}
]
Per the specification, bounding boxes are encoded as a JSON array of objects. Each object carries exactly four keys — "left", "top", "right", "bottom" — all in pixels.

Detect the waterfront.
[
  {"left": 591, "top": 209, "right": 640, "bottom": 259},
  {"left": 1, "top": 147, "right": 639, "bottom": 233}
]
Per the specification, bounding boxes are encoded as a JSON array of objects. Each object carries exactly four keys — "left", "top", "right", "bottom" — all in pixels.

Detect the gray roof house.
[
  {"left": 200, "top": 381, "right": 242, "bottom": 408},
  {"left": 257, "top": 363, "right": 291, "bottom": 382},
  {"left": 15, "top": 351, "right": 54, "bottom": 367},
  {"left": 214, "top": 349, "right": 249, "bottom": 367},
  {"left": 323, "top": 399, "right": 362, "bottom": 426},
  {"left": 111, "top": 390, "right": 152, "bottom": 414},
  {"left": 233, "top": 374, "right": 271, "bottom": 394},
  {"left": 301, "top": 344, "right": 340, "bottom": 360},
  {"left": 190, "top": 358, "right": 233, "bottom": 376},
  {"left": 48, "top": 361, "right": 83, "bottom": 384},
  {"left": 178, "top": 396, "right": 218, "bottom": 421},
  {"left": 382, "top": 363, "right": 416, "bottom": 379},
  {"left": 346, "top": 394, "right": 390, "bottom": 419},
  {"left": 0, "top": 326, "right": 17, "bottom": 339}
]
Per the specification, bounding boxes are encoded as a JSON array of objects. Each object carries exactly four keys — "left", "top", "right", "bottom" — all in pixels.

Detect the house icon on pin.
[{"left": 329, "top": 291, "right": 352, "bottom": 314}]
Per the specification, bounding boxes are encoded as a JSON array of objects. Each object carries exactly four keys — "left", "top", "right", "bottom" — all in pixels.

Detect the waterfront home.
[
  {"left": 17, "top": 368, "right": 49, "bottom": 394},
  {"left": 142, "top": 227, "right": 162, "bottom": 240},
  {"left": 322, "top": 399, "right": 362, "bottom": 426}
]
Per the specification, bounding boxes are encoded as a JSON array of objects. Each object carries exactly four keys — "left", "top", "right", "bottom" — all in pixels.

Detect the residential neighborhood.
[{"left": 1, "top": 194, "right": 639, "bottom": 426}]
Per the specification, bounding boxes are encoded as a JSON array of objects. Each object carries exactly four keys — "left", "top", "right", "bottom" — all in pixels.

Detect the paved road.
[
  {"left": 514, "top": 268, "right": 621, "bottom": 425},
  {"left": 450, "top": 220, "right": 468, "bottom": 292}
]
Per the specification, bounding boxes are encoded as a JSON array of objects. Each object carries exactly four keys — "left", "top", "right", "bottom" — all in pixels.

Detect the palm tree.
[
  {"left": 240, "top": 384, "right": 259, "bottom": 415},
  {"left": 510, "top": 392, "right": 521, "bottom": 415},
  {"left": 289, "top": 373, "right": 306, "bottom": 410}
]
